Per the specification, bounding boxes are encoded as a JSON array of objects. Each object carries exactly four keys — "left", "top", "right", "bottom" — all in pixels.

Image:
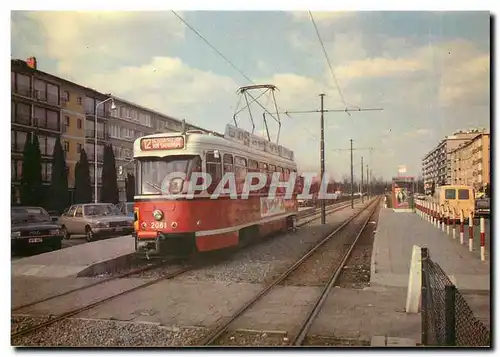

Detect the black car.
[{"left": 11, "top": 206, "right": 63, "bottom": 255}]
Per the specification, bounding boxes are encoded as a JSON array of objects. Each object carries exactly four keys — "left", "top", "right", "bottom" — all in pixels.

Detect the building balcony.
[
  {"left": 85, "top": 129, "right": 110, "bottom": 141},
  {"left": 11, "top": 115, "right": 61, "bottom": 132}
]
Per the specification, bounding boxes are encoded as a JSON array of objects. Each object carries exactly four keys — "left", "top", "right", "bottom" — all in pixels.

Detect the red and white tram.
[{"left": 132, "top": 124, "right": 300, "bottom": 257}]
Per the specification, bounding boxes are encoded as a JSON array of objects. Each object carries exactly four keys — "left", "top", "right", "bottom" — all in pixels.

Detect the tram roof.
[{"left": 133, "top": 131, "right": 297, "bottom": 167}]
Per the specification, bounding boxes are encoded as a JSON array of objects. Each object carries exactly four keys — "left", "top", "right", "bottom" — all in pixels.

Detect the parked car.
[
  {"left": 475, "top": 197, "right": 490, "bottom": 218},
  {"left": 59, "top": 203, "right": 134, "bottom": 242},
  {"left": 115, "top": 202, "right": 135, "bottom": 218},
  {"left": 46, "top": 210, "right": 60, "bottom": 223},
  {"left": 11, "top": 206, "right": 63, "bottom": 255}
]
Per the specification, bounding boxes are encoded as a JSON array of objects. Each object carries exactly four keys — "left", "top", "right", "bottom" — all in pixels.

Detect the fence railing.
[{"left": 420, "top": 247, "right": 490, "bottom": 347}]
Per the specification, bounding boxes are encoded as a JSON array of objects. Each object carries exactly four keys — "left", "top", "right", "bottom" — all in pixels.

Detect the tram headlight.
[
  {"left": 152, "top": 209, "right": 164, "bottom": 221},
  {"left": 169, "top": 178, "right": 184, "bottom": 194}
]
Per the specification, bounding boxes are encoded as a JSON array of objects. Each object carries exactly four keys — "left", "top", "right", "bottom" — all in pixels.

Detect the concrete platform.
[
  {"left": 371, "top": 208, "right": 490, "bottom": 292},
  {"left": 11, "top": 235, "right": 135, "bottom": 278},
  {"left": 370, "top": 207, "right": 491, "bottom": 333}
]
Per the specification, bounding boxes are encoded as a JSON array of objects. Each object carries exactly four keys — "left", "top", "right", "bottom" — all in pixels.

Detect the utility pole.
[
  {"left": 369, "top": 169, "right": 373, "bottom": 196},
  {"left": 361, "top": 156, "right": 364, "bottom": 203},
  {"left": 320, "top": 94, "right": 326, "bottom": 224},
  {"left": 272, "top": 102, "right": 383, "bottom": 224},
  {"left": 366, "top": 164, "right": 369, "bottom": 198},
  {"left": 350, "top": 139, "right": 354, "bottom": 209}
]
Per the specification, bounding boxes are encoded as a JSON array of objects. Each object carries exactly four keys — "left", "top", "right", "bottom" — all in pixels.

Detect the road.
[{"left": 12, "top": 237, "right": 90, "bottom": 261}]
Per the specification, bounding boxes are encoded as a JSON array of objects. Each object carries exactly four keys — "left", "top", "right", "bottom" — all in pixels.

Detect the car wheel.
[
  {"left": 85, "top": 226, "right": 94, "bottom": 242},
  {"left": 52, "top": 239, "right": 62, "bottom": 251},
  {"left": 61, "top": 226, "right": 70, "bottom": 240}
]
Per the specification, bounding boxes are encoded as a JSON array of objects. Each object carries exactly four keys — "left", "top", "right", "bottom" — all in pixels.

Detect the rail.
[{"left": 201, "top": 196, "right": 380, "bottom": 345}]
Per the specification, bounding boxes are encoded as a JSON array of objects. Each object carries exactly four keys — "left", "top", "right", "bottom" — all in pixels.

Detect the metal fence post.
[
  {"left": 445, "top": 285, "right": 456, "bottom": 346},
  {"left": 421, "top": 247, "right": 429, "bottom": 346}
]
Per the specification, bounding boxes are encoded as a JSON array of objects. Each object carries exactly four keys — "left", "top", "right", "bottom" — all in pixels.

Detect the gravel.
[
  {"left": 178, "top": 202, "right": 369, "bottom": 285},
  {"left": 281, "top": 200, "right": 378, "bottom": 286},
  {"left": 11, "top": 315, "right": 209, "bottom": 347},
  {"left": 213, "top": 330, "right": 290, "bottom": 346},
  {"left": 303, "top": 335, "right": 370, "bottom": 346},
  {"left": 335, "top": 204, "right": 381, "bottom": 289}
]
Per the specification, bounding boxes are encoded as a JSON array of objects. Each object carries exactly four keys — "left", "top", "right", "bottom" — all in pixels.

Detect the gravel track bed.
[
  {"left": 178, "top": 203, "right": 369, "bottom": 285},
  {"left": 280, "top": 200, "right": 378, "bottom": 286},
  {"left": 335, "top": 203, "right": 381, "bottom": 289},
  {"left": 11, "top": 315, "right": 209, "bottom": 347},
  {"left": 213, "top": 330, "right": 290, "bottom": 346},
  {"left": 303, "top": 335, "right": 370, "bottom": 346}
]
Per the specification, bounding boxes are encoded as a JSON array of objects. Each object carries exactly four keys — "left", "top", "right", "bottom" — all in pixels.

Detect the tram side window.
[
  {"left": 445, "top": 189, "right": 456, "bottom": 200},
  {"left": 223, "top": 154, "right": 234, "bottom": 174},
  {"left": 234, "top": 156, "right": 248, "bottom": 192},
  {"left": 248, "top": 159, "right": 258, "bottom": 172},
  {"left": 206, "top": 152, "right": 222, "bottom": 181},
  {"left": 458, "top": 189, "right": 470, "bottom": 200},
  {"left": 259, "top": 162, "right": 268, "bottom": 192},
  {"left": 284, "top": 168, "right": 290, "bottom": 181},
  {"left": 277, "top": 167, "right": 284, "bottom": 181}
]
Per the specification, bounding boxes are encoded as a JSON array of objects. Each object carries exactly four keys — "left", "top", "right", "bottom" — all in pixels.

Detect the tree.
[
  {"left": 484, "top": 183, "right": 490, "bottom": 198},
  {"left": 48, "top": 137, "right": 69, "bottom": 213},
  {"left": 20, "top": 132, "right": 44, "bottom": 206},
  {"left": 75, "top": 149, "right": 92, "bottom": 203},
  {"left": 125, "top": 173, "right": 135, "bottom": 202},
  {"left": 430, "top": 181, "right": 436, "bottom": 196},
  {"left": 100, "top": 144, "right": 119, "bottom": 204}
]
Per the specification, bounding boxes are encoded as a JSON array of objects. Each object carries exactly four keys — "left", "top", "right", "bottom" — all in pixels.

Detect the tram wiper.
[{"left": 144, "top": 181, "right": 162, "bottom": 193}]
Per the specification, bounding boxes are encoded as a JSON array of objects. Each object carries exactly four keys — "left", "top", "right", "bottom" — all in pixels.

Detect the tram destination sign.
[
  {"left": 140, "top": 136, "right": 185, "bottom": 151},
  {"left": 224, "top": 124, "right": 294, "bottom": 161}
]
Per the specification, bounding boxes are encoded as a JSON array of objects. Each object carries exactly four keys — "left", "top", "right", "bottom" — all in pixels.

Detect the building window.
[
  {"left": 64, "top": 141, "right": 70, "bottom": 152},
  {"left": 14, "top": 73, "right": 32, "bottom": 97},
  {"left": 11, "top": 130, "right": 28, "bottom": 152},
  {"left": 77, "top": 118, "right": 82, "bottom": 129},
  {"left": 77, "top": 143, "right": 82, "bottom": 153},
  {"left": 33, "top": 106, "right": 60, "bottom": 131},
  {"left": 77, "top": 97, "right": 83, "bottom": 105},
  {"left": 13, "top": 101, "right": 31, "bottom": 126}
]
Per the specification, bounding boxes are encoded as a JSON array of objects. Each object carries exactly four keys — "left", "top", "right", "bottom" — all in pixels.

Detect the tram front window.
[{"left": 138, "top": 155, "right": 201, "bottom": 195}]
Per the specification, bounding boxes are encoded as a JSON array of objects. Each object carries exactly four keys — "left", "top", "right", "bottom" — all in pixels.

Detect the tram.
[{"left": 132, "top": 123, "right": 300, "bottom": 257}]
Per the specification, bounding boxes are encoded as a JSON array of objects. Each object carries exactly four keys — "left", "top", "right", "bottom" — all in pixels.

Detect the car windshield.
[
  {"left": 138, "top": 155, "right": 201, "bottom": 195},
  {"left": 11, "top": 207, "right": 50, "bottom": 224},
  {"left": 84, "top": 204, "right": 122, "bottom": 216}
]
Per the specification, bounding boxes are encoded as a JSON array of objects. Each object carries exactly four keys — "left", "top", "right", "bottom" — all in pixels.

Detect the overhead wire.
[
  {"left": 308, "top": 11, "right": 349, "bottom": 110},
  {"left": 171, "top": 11, "right": 254, "bottom": 85}
]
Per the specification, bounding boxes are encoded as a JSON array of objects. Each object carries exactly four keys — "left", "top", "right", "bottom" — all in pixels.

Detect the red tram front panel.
[{"left": 135, "top": 195, "right": 297, "bottom": 252}]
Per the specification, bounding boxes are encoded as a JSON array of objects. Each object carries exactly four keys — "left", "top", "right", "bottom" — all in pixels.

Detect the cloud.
[
  {"left": 290, "top": 11, "right": 357, "bottom": 23},
  {"left": 16, "top": 11, "right": 185, "bottom": 77},
  {"left": 403, "top": 128, "right": 432, "bottom": 137}
]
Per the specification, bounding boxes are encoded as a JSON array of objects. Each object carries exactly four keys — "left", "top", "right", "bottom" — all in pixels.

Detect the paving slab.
[
  {"left": 11, "top": 235, "right": 135, "bottom": 278},
  {"left": 370, "top": 208, "right": 490, "bottom": 291}
]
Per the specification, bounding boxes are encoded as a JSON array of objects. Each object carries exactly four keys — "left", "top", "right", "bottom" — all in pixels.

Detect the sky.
[{"left": 10, "top": 10, "right": 491, "bottom": 182}]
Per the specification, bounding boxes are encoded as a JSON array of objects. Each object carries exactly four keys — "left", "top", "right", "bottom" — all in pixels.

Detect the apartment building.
[
  {"left": 450, "top": 132, "right": 490, "bottom": 191},
  {"left": 12, "top": 57, "right": 216, "bottom": 205},
  {"left": 11, "top": 58, "right": 67, "bottom": 204},
  {"left": 105, "top": 95, "right": 207, "bottom": 202},
  {"left": 421, "top": 129, "right": 485, "bottom": 195}
]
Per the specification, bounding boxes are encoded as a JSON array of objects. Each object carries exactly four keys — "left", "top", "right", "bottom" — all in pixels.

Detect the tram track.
[
  {"left": 199, "top": 196, "right": 381, "bottom": 346},
  {"left": 12, "top": 198, "right": 358, "bottom": 314},
  {"left": 11, "top": 198, "right": 370, "bottom": 344}
]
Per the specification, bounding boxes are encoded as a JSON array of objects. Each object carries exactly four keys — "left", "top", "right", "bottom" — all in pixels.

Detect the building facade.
[
  {"left": 11, "top": 57, "right": 215, "bottom": 206},
  {"left": 450, "top": 133, "right": 490, "bottom": 192},
  {"left": 11, "top": 58, "right": 65, "bottom": 204},
  {"left": 421, "top": 129, "right": 486, "bottom": 195}
]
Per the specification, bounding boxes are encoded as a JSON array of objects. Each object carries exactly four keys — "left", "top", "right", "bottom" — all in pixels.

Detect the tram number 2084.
[{"left": 150, "top": 221, "right": 167, "bottom": 229}]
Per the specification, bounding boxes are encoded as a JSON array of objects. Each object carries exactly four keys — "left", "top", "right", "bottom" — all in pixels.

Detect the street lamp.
[{"left": 94, "top": 97, "right": 116, "bottom": 203}]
